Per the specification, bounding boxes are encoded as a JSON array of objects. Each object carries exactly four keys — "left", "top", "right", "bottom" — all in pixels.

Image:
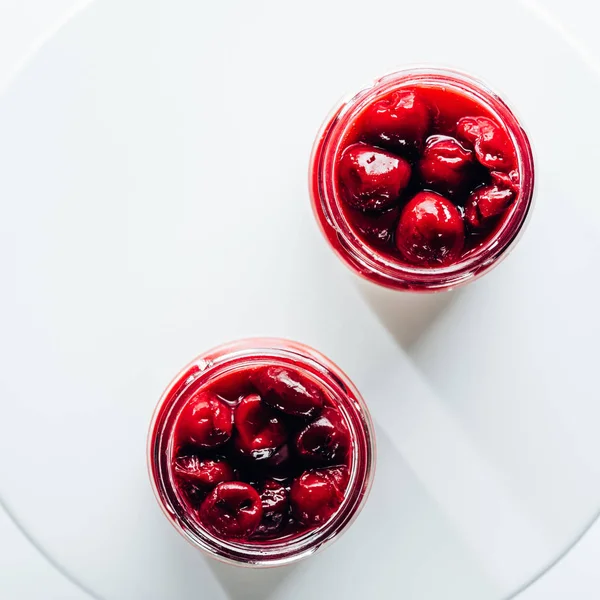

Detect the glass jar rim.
[
  {"left": 147, "top": 337, "right": 376, "bottom": 567},
  {"left": 309, "top": 66, "right": 536, "bottom": 291}
]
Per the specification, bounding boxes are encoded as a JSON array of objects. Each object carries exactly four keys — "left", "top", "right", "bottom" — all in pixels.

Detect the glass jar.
[
  {"left": 309, "top": 67, "right": 535, "bottom": 292},
  {"left": 147, "top": 338, "right": 376, "bottom": 566}
]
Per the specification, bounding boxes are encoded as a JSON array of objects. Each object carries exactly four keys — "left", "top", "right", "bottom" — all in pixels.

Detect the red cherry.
[
  {"left": 233, "top": 394, "right": 287, "bottom": 460},
  {"left": 256, "top": 480, "right": 289, "bottom": 536},
  {"left": 290, "top": 469, "right": 345, "bottom": 525},
  {"left": 323, "top": 465, "right": 350, "bottom": 491},
  {"left": 419, "top": 135, "right": 474, "bottom": 196},
  {"left": 253, "top": 367, "right": 324, "bottom": 418},
  {"left": 350, "top": 206, "right": 400, "bottom": 247},
  {"left": 395, "top": 191, "right": 465, "bottom": 266},
  {"left": 176, "top": 391, "right": 233, "bottom": 449},
  {"left": 465, "top": 184, "right": 515, "bottom": 231},
  {"left": 456, "top": 116, "right": 516, "bottom": 171},
  {"left": 490, "top": 169, "right": 520, "bottom": 193},
  {"left": 361, "top": 89, "right": 431, "bottom": 154},
  {"left": 295, "top": 408, "right": 350, "bottom": 465},
  {"left": 199, "top": 481, "right": 263, "bottom": 539},
  {"left": 174, "top": 455, "right": 234, "bottom": 488},
  {"left": 338, "top": 143, "right": 411, "bottom": 212}
]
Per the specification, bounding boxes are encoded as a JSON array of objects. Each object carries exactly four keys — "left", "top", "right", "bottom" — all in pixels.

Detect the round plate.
[{"left": 1, "top": 1, "right": 600, "bottom": 598}]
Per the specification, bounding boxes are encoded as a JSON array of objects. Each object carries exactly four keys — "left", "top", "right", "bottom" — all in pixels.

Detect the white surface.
[
  {"left": 0, "top": 505, "right": 85, "bottom": 600},
  {"left": 1, "top": 1, "right": 600, "bottom": 599}
]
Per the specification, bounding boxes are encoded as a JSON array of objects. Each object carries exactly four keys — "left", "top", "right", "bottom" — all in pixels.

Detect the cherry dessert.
[
  {"left": 336, "top": 86, "right": 520, "bottom": 267},
  {"left": 310, "top": 69, "right": 535, "bottom": 290},
  {"left": 170, "top": 364, "right": 352, "bottom": 542},
  {"left": 148, "top": 339, "right": 375, "bottom": 565}
]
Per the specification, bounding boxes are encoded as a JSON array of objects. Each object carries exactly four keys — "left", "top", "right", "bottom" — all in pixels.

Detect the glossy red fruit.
[
  {"left": 199, "top": 481, "right": 263, "bottom": 539},
  {"left": 491, "top": 169, "right": 520, "bottom": 193},
  {"left": 234, "top": 394, "right": 287, "bottom": 460},
  {"left": 456, "top": 116, "right": 516, "bottom": 171},
  {"left": 465, "top": 184, "right": 515, "bottom": 230},
  {"left": 361, "top": 89, "right": 431, "bottom": 154},
  {"left": 256, "top": 480, "right": 289, "bottom": 536},
  {"left": 296, "top": 408, "right": 350, "bottom": 465},
  {"left": 253, "top": 367, "right": 324, "bottom": 418},
  {"left": 290, "top": 469, "right": 345, "bottom": 525},
  {"left": 323, "top": 465, "right": 350, "bottom": 491},
  {"left": 174, "top": 455, "right": 234, "bottom": 488},
  {"left": 395, "top": 191, "right": 465, "bottom": 266},
  {"left": 419, "top": 135, "right": 474, "bottom": 195},
  {"left": 338, "top": 143, "right": 411, "bottom": 212},
  {"left": 176, "top": 391, "right": 233, "bottom": 449},
  {"left": 350, "top": 206, "right": 400, "bottom": 247}
]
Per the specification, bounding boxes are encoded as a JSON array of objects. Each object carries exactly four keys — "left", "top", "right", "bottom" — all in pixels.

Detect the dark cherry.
[
  {"left": 199, "top": 481, "right": 262, "bottom": 539},
  {"left": 465, "top": 184, "right": 515, "bottom": 231},
  {"left": 457, "top": 116, "right": 516, "bottom": 172},
  {"left": 233, "top": 394, "right": 287, "bottom": 460},
  {"left": 261, "top": 443, "right": 292, "bottom": 475},
  {"left": 361, "top": 89, "right": 430, "bottom": 154},
  {"left": 419, "top": 135, "right": 474, "bottom": 196},
  {"left": 338, "top": 143, "right": 411, "bottom": 212},
  {"left": 253, "top": 367, "right": 324, "bottom": 418},
  {"left": 395, "top": 191, "right": 465, "bottom": 266},
  {"left": 290, "top": 468, "right": 345, "bottom": 525},
  {"left": 176, "top": 391, "right": 233, "bottom": 449},
  {"left": 349, "top": 206, "right": 400, "bottom": 247},
  {"left": 255, "top": 479, "right": 289, "bottom": 536},
  {"left": 174, "top": 455, "right": 234, "bottom": 488},
  {"left": 176, "top": 483, "right": 206, "bottom": 508},
  {"left": 295, "top": 408, "right": 350, "bottom": 465}
]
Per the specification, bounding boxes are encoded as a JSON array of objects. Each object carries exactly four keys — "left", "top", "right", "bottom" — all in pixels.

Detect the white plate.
[{"left": 1, "top": 0, "right": 600, "bottom": 598}]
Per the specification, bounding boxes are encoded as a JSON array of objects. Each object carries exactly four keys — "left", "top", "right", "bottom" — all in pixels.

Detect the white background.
[{"left": 1, "top": 1, "right": 600, "bottom": 598}]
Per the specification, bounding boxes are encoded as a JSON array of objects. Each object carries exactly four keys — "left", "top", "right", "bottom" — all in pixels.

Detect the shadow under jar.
[
  {"left": 148, "top": 338, "right": 375, "bottom": 567},
  {"left": 310, "top": 67, "right": 535, "bottom": 292}
]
